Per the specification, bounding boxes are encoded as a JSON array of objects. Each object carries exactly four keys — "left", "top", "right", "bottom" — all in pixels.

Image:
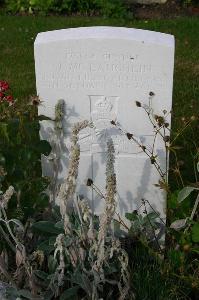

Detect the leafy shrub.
[
  {"left": 4, "top": 0, "right": 128, "bottom": 17},
  {"left": 0, "top": 82, "right": 51, "bottom": 224},
  {"left": 94, "top": 0, "right": 127, "bottom": 18},
  {"left": 181, "top": 0, "right": 199, "bottom": 6}
]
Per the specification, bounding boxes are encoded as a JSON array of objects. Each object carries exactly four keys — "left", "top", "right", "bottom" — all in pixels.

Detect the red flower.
[
  {"left": 0, "top": 91, "right": 5, "bottom": 100},
  {"left": 5, "top": 95, "right": 13, "bottom": 103},
  {"left": 0, "top": 81, "right": 9, "bottom": 92}
]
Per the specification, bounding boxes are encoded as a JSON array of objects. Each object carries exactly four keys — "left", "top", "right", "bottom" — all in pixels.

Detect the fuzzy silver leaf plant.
[
  {"left": 51, "top": 109, "right": 130, "bottom": 299},
  {"left": 0, "top": 99, "right": 131, "bottom": 300},
  {"left": 0, "top": 94, "right": 184, "bottom": 299}
]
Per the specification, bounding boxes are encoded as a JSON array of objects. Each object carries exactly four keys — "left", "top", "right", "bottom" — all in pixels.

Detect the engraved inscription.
[
  {"left": 38, "top": 49, "right": 166, "bottom": 90},
  {"left": 64, "top": 51, "right": 139, "bottom": 61}
]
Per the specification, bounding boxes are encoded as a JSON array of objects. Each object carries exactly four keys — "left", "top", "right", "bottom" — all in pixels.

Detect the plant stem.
[
  {"left": 170, "top": 120, "right": 192, "bottom": 146},
  {"left": 184, "top": 192, "right": 199, "bottom": 234},
  {"left": 143, "top": 200, "right": 162, "bottom": 253},
  {"left": 115, "top": 213, "right": 130, "bottom": 231},
  {"left": 0, "top": 224, "right": 16, "bottom": 252},
  {"left": 116, "top": 124, "right": 165, "bottom": 178}
]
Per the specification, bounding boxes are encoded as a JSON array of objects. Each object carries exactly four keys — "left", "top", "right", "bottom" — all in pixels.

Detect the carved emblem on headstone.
[
  {"left": 78, "top": 95, "right": 118, "bottom": 153},
  {"left": 79, "top": 95, "right": 142, "bottom": 155}
]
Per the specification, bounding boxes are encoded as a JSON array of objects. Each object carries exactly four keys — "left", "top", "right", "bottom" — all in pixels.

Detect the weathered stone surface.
[{"left": 34, "top": 26, "right": 174, "bottom": 222}]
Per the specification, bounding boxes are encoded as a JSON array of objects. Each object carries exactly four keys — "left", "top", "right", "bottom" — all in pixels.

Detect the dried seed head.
[
  {"left": 78, "top": 198, "right": 92, "bottom": 223},
  {"left": 149, "top": 91, "right": 155, "bottom": 96},
  {"left": 150, "top": 156, "right": 156, "bottom": 164},
  {"left": 30, "top": 95, "right": 42, "bottom": 106},
  {"left": 141, "top": 145, "right": 146, "bottom": 152},
  {"left": 32, "top": 250, "right": 45, "bottom": 266},
  {"left": 163, "top": 135, "right": 170, "bottom": 142},
  {"left": 110, "top": 120, "right": 116, "bottom": 125},
  {"left": 154, "top": 115, "right": 165, "bottom": 127},
  {"left": 135, "top": 101, "right": 142, "bottom": 107},
  {"left": 190, "top": 115, "right": 196, "bottom": 121},
  {"left": 86, "top": 178, "right": 93, "bottom": 186},
  {"left": 126, "top": 133, "right": 133, "bottom": 140}
]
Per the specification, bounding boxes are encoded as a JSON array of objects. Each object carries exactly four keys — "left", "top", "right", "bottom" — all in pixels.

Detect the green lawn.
[{"left": 0, "top": 15, "right": 198, "bottom": 183}]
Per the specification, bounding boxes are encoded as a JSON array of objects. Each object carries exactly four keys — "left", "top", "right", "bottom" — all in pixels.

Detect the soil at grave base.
[{"left": 130, "top": 0, "right": 199, "bottom": 20}]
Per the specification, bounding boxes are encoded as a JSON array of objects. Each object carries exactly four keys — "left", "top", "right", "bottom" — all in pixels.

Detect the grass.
[
  {"left": 130, "top": 244, "right": 192, "bottom": 300},
  {"left": 0, "top": 15, "right": 198, "bottom": 184}
]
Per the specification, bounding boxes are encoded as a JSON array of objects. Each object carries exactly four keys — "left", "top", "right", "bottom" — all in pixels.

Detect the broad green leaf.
[
  {"left": 55, "top": 221, "right": 64, "bottom": 229},
  {"left": 38, "top": 240, "right": 54, "bottom": 254},
  {"left": 5, "top": 286, "right": 19, "bottom": 299},
  {"left": 38, "top": 115, "right": 52, "bottom": 121},
  {"left": 177, "top": 187, "right": 198, "bottom": 203},
  {"left": 125, "top": 211, "right": 138, "bottom": 221},
  {"left": 71, "top": 271, "right": 92, "bottom": 292},
  {"left": 49, "top": 236, "right": 56, "bottom": 245},
  {"left": 48, "top": 255, "right": 57, "bottom": 274},
  {"left": 60, "top": 286, "right": 79, "bottom": 300},
  {"left": 143, "top": 212, "right": 160, "bottom": 222},
  {"left": 32, "top": 221, "right": 63, "bottom": 235},
  {"left": 18, "top": 289, "right": 42, "bottom": 299},
  {"left": 34, "top": 270, "right": 49, "bottom": 281},
  {"left": 192, "top": 249, "right": 199, "bottom": 254},
  {"left": 191, "top": 223, "right": 199, "bottom": 243},
  {"left": 149, "top": 211, "right": 160, "bottom": 218}
]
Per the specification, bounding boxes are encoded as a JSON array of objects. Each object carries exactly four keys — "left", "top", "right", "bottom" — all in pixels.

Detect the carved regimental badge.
[{"left": 79, "top": 95, "right": 142, "bottom": 155}]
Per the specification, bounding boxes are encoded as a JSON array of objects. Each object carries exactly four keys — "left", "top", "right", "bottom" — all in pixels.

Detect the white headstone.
[{"left": 34, "top": 26, "right": 174, "bottom": 221}]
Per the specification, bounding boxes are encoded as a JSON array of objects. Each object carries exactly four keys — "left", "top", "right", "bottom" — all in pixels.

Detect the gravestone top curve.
[{"left": 35, "top": 26, "right": 174, "bottom": 47}]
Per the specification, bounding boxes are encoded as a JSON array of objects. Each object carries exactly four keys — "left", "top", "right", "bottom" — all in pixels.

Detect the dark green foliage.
[
  {"left": 32, "top": 220, "right": 64, "bottom": 235},
  {"left": 191, "top": 223, "right": 199, "bottom": 243},
  {"left": 0, "top": 102, "right": 51, "bottom": 221},
  {"left": 4, "top": 0, "right": 128, "bottom": 17},
  {"left": 180, "top": 0, "right": 199, "bottom": 6},
  {"left": 11, "top": 208, "right": 128, "bottom": 299}
]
